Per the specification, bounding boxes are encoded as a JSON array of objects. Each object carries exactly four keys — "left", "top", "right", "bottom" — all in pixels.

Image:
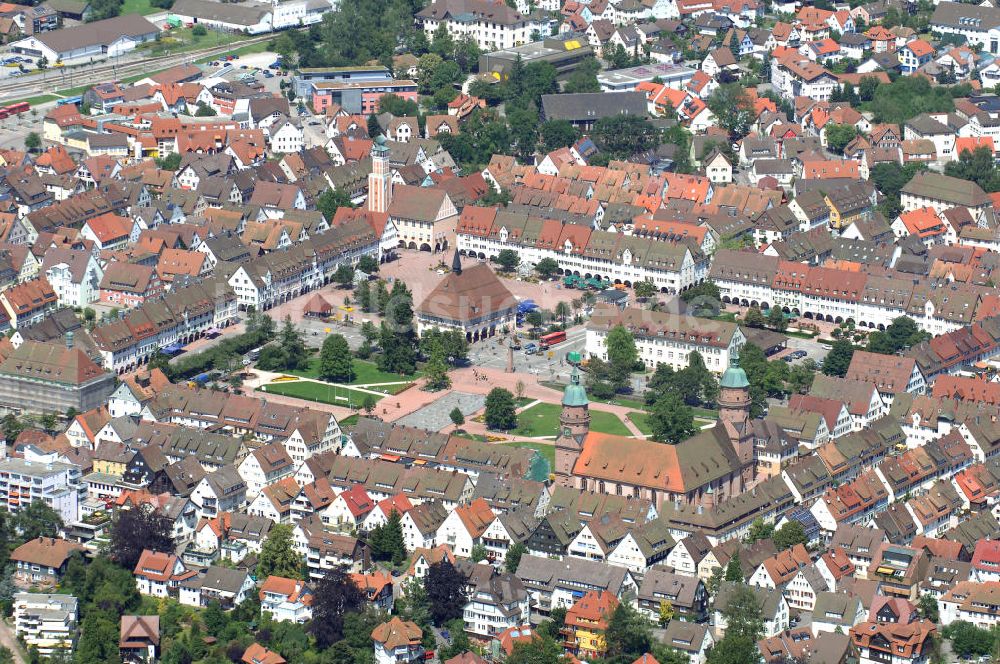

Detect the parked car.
[{"left": 524, "top": 343, "right": 538, "bottom": 355}]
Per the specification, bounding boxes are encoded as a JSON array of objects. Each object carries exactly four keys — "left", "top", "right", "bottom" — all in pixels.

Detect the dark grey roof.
[
  {"left": 540, "top": 92, "right": 647, "bottom": 123},
  {"left": 931, "top": 1, "right": 1000, "bottom": 30},
  {"left": 515, "top": 554, "right": 632, "bottom": 594}
]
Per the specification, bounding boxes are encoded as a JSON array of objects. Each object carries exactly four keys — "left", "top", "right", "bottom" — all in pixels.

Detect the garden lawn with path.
[
  {"left": 627, "top": 411, "right": 652, "bottom": 436},
  {"left": 258, "top": 381, "right": 383, "bottom": 408},
  {"left": 514, "top": 402, "right": 631, "bottom": 437}
]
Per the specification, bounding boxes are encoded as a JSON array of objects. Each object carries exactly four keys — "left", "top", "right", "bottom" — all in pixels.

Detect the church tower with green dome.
[
  {"left": 555, "top": 365, "right": 590, "bottom": 487},
  {"left": 718, "top": 348, "right": 754, "bottom": 474}
]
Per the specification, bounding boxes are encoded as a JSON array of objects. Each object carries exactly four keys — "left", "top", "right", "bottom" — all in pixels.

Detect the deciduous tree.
[
  {"left": 605, "top": 325, "right": 638, "bottom": 392},
  {"left": 425, "top": 560, "right": 467, "bottom": 625},
  {"left": 309, "top": 567, "right": 366, "bottom": 649},
  {"left": 319, "top": 334, "right": 355, "bottom": 383},
  {"left": 484, "top": 388, "right": 518, "bottom": 430},
  {"left": 772, "top": 521, "right": 807, "bottom": 551},
  {"left": 822, "top": 339, "right": 855, "bottom": 377},
  {"left": 257, "top": 524, "right": 302, "bottom": 580},
  {"left": 496, "top": 249, "right": 521, "bottom": 272},
  {"left": 505, "top": 542, "right": 527, "bottom": 573},
  {"left": 534, "top": 257, "right": 560, "bottom": 279},
  {"left": 649, "top": 393, "right": 697, "bottom": 444},
  {"left": 707, "top": 84, "right": 755, "bottom": 137},
  {"left": 825, "top": 123, "right": 858, "bottom": 154},
  {"left": 108, "top": 504, "right": 173, "bottom": 571}
]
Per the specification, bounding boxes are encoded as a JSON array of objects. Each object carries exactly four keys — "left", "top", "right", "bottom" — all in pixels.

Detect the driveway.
[{"left": 0, "top": 617, "right": 26, "bottom": 664}]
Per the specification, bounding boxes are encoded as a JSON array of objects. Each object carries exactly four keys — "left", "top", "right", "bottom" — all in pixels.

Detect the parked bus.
[
  {"left": 538, "top": 330, "right": 567, "bottom": 349},
  {"left": 4, "top": 102, "right": 28, "bottom": 115},
  {"left": 57, "top": 96, "right": 82, "bottom": 106}
]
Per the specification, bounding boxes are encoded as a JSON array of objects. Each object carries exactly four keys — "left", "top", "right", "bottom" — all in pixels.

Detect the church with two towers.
[{"left": 554, "top": 354, "right": 757, "bottom": 511}]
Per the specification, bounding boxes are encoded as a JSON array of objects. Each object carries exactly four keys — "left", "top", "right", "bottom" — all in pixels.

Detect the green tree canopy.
[
  {"left": 605, "top": 604, "right": 654, "bottom": 661},
  {"left": 772, "top": 521, "right": 807, "bottom": 551},
  {"left": 257, "top": 524, "right": 302, "bottom": 580},
  {"left": 505, "top": 542, "right": 527, "bottom": 573},
  {"left": 720, "top": 584, "right": 764, "bottom": 642},
  {"left": 869, "top": 75, "right": 966, "bottom": 124},
  {"left": 825, "top": 123, "right": 858, "bottom": 154},
  {"left": 945, "top": 145, "right": 1000, "bottom": 192},
  {"left": 496, "top": 249, "right": 521, "bottom": 271},
  {"left": 426, "top": 560, "right": 467, "bottom": 625},
  {"left": 591, "top": 115, "right": 659, "bottom": 159},
  {"left": 649, "top": 393, "right": 697, "bottom": 444},
  {"left": 319, "top": 334, "right": 356, "bottom": 383},
  {"left": 484, "top": 388, "right": 518, "bottom": 430},
  {"left": 707, "top": 84, "right": 755, "bottom": 137},
  {"left": 867, "top": 316, "right": 930, "bottom": 354},
  {"left": 14, "top": 500, "right": 63, "bottom": 542},
  {"left": 540, "top": 120, "right": 579, "bottom": 152},
  {"left": 369, "top": 510, "right": 406, "bottom": 564},
  {"left": 317, "top": 187, "right": 353, "bottom": 221},
  {"left": 822, "top": 338, "right": 855, "bottom": 377},
  {"left": 605, "top": 324, "right": 638, "bottom": 392},
  {"left": 534, "top": 257, "right": 560, "bottom": 279}
]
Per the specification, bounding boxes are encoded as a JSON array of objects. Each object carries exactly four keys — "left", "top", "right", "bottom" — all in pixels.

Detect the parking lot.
[
  {"left": 205, "top": 51, "right": 290, "bottom": 99},
  {"left": 777, "top": 335, "right": 831, "bottom": 366}
]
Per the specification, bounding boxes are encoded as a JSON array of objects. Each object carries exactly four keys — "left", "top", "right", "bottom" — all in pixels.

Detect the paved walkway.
[{"left": 396, "top": 392, "right": 486, "bottom": 431}]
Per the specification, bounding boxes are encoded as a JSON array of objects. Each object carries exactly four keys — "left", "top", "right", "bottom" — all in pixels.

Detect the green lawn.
[
  {"left": 339, "top": 414, "right": 359, "bottom": 428},
  {"left": 692, "top": 406, "right": 719, "bottom": 420},
  {"left": 54, "top": 84, "right": 90, "bottom": 98},
  {"left": 7, "top": 94, "right": 58, "bottom": 107},
  {"left": 628, "top": 411, "right": 653, "bottom": 436},
  {"left": 540, "top": 381, "right": 649, "bottom": 411},
  {"left": 514, "top": 403, "right": 561, "bottom": 437},
  {"left": 194, "top": 39, "right": 270, "bottom": 64},
  {"left": 288, "top": 357, "right": 420, "bottom": 386},
  {"left": 121, "top": 0, "right": 157, "bottom": 14},
  {"left": 137, "top": 27, "right": 252, "bottom": 57},
  {"left": 502, "top": 441, "right": 555, "bottom": 468},
  {"left": 590, "top": 394, "right": 648, "bottom": 410},
  {"left": 258, "top": 381, "right": 383, "bottom": 408},
  {"left": 514, "top": 402, "right": 631, "bottom": 437},
  {"left": 589, "top": 411, "right": 632, "bottom": 436},
  {"left": 514, "top": 397, "right": 536, "bottom": 408}
]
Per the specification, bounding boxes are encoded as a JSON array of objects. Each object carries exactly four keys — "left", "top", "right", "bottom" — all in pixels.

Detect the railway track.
[{"left": 0, "top": 33, "right": 275, "bottom": 100}]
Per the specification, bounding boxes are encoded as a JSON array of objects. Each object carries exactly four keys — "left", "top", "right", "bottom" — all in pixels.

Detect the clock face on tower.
[{"left": 563, "top": 427, "right": 572, "bottom": 437}]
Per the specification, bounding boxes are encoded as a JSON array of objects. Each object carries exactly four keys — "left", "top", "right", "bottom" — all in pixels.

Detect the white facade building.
[{"left": 13, "top": 594, "right": 77, "bottom": 657}]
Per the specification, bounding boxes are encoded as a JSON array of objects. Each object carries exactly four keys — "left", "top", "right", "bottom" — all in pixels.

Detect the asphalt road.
[{"left": 468, "top": 324, "right": 587, "bottom": 380}]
